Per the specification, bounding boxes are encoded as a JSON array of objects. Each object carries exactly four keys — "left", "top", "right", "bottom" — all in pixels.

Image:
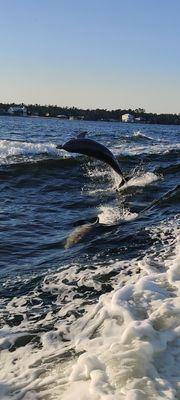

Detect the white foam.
[
  {"left": 98, "top": 205, "right": 137, "bottom": 225},
  {"left": 60, "top": 222, "right": 180, "bottom": 400},
  {"left": 0, "top": 220, "right": 179, "bottom": 399},
  {"left": 84, "top": 165, "right": 109, "bottom": 179},
  {"left": 0, "top": 139, "right": 66, "bottom": 164},
  {"left": 120, "top": 172, "right": 159, "bottom": 189},
  {"left": 112, "top": 143, "right": 180, "bottom": 157},
  {"left": 83, "top": 164, "right": 125, "bottom": 195},
  {"left": 84, "top": 166, "right": 159, "bottom": 196}
]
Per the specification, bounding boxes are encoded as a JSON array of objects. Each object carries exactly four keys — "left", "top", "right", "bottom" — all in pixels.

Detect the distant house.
[
  {"left": 8, "top": 105, "right": 27, "bottom": 116},
  {"left": 122, "top": 113, "right": 134, "bottom": 123}
]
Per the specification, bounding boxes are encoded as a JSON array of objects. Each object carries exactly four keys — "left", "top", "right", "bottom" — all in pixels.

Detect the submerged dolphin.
[
  {"left": 64, "top": 216, "right": 99, "bottom": 249},
  {"left": 57, "top": 132, "right": 126, "bottom": 187}
]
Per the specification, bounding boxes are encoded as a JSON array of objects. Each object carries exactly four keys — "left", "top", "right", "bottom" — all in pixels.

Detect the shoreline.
[{"left": 0, "top": 113, "right": 180, "bottom": 126}]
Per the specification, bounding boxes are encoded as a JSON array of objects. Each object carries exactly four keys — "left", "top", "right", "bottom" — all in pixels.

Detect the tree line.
[{"left": 0, "top": 103, "right": 180, "bottom": 125}]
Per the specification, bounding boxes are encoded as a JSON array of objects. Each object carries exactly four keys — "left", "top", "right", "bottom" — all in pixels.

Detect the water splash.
[{"left": 98, "top": 205, "right": 137, "bottom": 225}]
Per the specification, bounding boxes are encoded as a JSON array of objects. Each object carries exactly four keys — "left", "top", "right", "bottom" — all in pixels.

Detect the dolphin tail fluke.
[
  {"left": 118, "top": 177, "right": 126, "bottom": 188},
  {"left": 117, "top": 175, "right": 131, "bottom": 189}
]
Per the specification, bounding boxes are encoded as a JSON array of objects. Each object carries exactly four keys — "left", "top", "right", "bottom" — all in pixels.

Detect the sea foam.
[{"left": 0, "top": 219, "right": 179, "bottom": 399}]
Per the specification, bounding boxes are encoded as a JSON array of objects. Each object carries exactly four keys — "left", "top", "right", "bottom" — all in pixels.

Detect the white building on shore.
[
  {"left": 122, "top": 113, "right": 134, "bottom": 123},
  {"left": 8, "top": 105, "right": 27, "bottom": 116}
]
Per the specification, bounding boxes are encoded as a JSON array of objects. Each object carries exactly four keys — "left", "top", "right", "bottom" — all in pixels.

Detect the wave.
[
  {"left": 0, "top": 139, "right": 69, "bottom": 166},
  {"left": 133, "top": 130, "right": 154, "bottom": 141},
  {"left": 1, "top": 139, "right": 180, "bottom": 168},
  {"left": 156, "top": 163, "right": 180, "bottom": 175},
  {"left": 139, "top": 185, "right": 180, "bottom": 216},
  {"left": 0, "top": 218, "right": 179, "bottom": 399},
  {"left": 0, "top": 138, "right": 58, "bottom": 157}
]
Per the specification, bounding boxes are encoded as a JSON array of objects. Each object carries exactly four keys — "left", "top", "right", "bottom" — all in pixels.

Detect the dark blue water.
[{"left": 0, "top": 116, "right": 179, "bottom": 399}]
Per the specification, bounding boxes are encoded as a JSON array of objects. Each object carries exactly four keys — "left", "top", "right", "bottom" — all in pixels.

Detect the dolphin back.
[
  {"left": 63, "top": 138, "right": 112, "bottom": 157},
  {"left": 62, "top": 138, "right": 124, "bottom": 178}
]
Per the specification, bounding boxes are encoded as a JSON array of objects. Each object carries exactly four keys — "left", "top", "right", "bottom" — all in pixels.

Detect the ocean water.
[{"left": 0, "top": 116, "right": 179, "bottom": 400}]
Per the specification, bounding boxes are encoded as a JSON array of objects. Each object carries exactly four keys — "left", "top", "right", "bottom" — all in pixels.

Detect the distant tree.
[
  {"left": 134, "top": 108, "right": 145, "bottom": 114},
  {"left": 1, "top": 102, "right": 180, "bottom": 125}
]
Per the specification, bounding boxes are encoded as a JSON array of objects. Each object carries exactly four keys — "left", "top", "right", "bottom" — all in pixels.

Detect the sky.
[{"left": 0, "top": 0, "right": 180, "bottom": 113}]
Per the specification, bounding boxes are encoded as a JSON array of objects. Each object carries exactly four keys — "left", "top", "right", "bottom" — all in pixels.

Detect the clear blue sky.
[{"left": 0, "top": 0, "right": 180, "bottom": 113}]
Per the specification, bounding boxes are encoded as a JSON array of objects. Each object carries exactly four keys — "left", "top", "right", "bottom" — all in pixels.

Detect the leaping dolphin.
[{"left": 57, "top": 132, "right": 126, "bottom": 187}]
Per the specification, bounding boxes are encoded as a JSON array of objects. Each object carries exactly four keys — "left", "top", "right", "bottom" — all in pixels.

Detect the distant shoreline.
[{"left": 0, "top": 103, "right": 180, "bottom": 125}]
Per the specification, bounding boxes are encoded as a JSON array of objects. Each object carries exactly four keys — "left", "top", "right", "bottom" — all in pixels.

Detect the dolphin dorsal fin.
[{"left": 76, "top": 131, "right": 87, "bottom": 139}]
